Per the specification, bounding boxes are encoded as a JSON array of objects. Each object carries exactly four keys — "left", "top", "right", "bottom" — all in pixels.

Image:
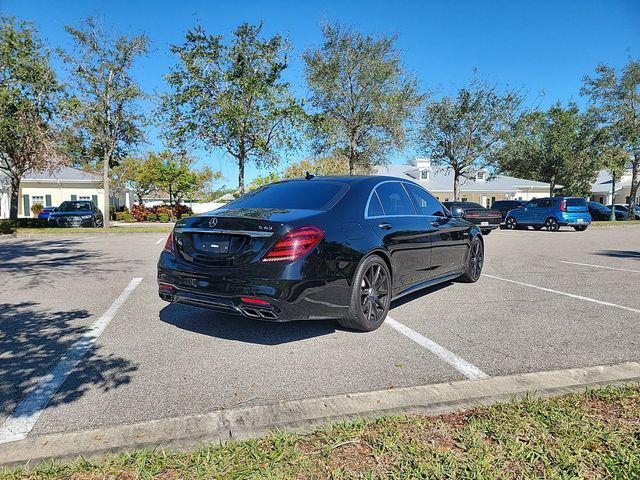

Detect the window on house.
[
  {"left": 461, "top": 197, "right": 468, "bottom": 202},
  {"left": 31, "top": 195, "right": 44, "bottom": 206},
  {"left": 420, "top": 170, "right": 429, "bottom": 180},
  {"left": 476, "top": 172, "right": 484, "bottom": 180},
  {"left": 79, "top": 195, "right": 91, "bottom": 200}
]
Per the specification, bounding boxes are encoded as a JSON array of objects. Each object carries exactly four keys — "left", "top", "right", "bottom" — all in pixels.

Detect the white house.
[
  {"left": 0, "top": 166, "right": 133, "bottom": 219},
  {"left": 375, "top": 158, "right": 553, "bottom": 207},
  {"left": 589, "top": 168, "right": 639, "bottom": 206}
]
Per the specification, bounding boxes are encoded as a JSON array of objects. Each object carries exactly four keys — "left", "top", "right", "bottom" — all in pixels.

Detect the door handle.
[{"left": 378, "top": 222, "right": 392, "bottom": 230}]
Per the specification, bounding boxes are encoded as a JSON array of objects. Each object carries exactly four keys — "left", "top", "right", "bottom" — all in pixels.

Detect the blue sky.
[{"left": 3, "top": 0, "right": 639, "bottom": 188}]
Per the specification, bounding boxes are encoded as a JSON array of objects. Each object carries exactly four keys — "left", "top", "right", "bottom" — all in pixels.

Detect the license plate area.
[
  {"left": 193, "top": 233, "right": 230, "bottom": 254},
  {"left": 480, "top": 221, "right": 489, "bottom": 226}
]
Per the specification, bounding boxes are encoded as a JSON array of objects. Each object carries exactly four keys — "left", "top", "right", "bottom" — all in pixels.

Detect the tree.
[
  {"left": 59, "top": 17, "right": 149, "bottom": 227},
  {"left": 418, "top": 76, "right": 523, "bottom": 200},
  {"left": 582, "top": 60, "right": 640, "bottom": 217},
  {"left": 110, "top": 155, "right": 158, "bottom": 205},
  {"left": 499, "top": 103, "right": 605, "bottom": 197},
  {"left": 304, "top": 24, "right": 422, "bottom": 175},
  {"left": 151, "top": 151, "right": 219, "bottom": 215},
  {"left": 599, "top": 145, "right": 629, "bottom": 221},
  {"left": 248, "top": 172, "right": 280, "bottom": 191},
  {"left": 161, "top": 23, "right": 302, "bottom": 195},
  {"left": 0, "top": 17, "right": 62, "bottom": 219},
  {"left": 282, "top": 153, "right": 368, "bottom": 179}
]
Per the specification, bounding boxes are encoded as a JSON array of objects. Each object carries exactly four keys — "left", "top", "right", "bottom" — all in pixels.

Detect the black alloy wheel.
[
  {"left": 545, "top": 217, "right": 559, "bottom": 232},
  {"left": 339, "top": 256, "right": 392, "bottom": 331},
  {"left": 505, "top": 217, "right": 517, "bottom": 229},
  {"left": 460, "top": 237, "right": 484, "bottom": 283},
  {"left": 360, "top": 263, "right": 390, "bottom": 325}
]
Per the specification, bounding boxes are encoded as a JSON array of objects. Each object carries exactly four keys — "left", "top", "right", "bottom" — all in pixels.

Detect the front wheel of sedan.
[
  {"left": 505, "top": 217, "right": 517, "bottom": 229},
  {"left": 339, "top": 255, "right": 391, "bottom": 332},
  {"left": 545, "top": 217, "right": 560, "bottom": 232},
  {"left": 459, "top": 237, "right": 484, "bottom": 283}
]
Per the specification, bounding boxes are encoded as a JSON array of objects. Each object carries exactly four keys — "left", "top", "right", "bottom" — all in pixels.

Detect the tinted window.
[
  {"left": 375, "top": 182, "right": 416, "bottom": 216},
  {"left": 58, "top": 201, "right": 92, "bottom": 212},
  {"left": 566, "top": 198, "right": 587, "bottom": 207},
  {"left": 405, "top": 183, "right": 445, "bottom": 216},
  {"left": 367, "top": 192, "right": 384, "bottom": 217},
  {"left": 228, "top": 181, "right": 347, "bottom": 210},
  {"left": 462, "top": 202, "right": 483, "bottom": 209},
  {"left": 537, "top": 199, "right": 553, "bottom": 208}
]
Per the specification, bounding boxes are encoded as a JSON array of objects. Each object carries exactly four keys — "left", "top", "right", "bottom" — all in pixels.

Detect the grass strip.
[
  {"left": 14, "top": 226, "right": 173, "bottom": 234},
  {"left": 2, "top": 385, "right": 639, "bottom": 479}
]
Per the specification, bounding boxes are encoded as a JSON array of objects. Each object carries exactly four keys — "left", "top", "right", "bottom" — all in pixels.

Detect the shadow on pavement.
[
  {"left": 0, "top": 238, "right": 142, "bottom": 287},
  {"left": 390, "top": 281, "right": 452, "bottom": 310},
  {"left": 0, "top": 301, "right": 137, "bottom": 418},
  {"left": 594, "top": 250, "right": 640, "bottom": 260},
  {"left": 159, "top": 303, "right": 340, "bottom": 345}
]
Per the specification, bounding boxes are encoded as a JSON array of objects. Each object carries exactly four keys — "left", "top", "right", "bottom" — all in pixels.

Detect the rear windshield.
[
  {"left": 227, "top": 181, "right": 348, "bottom": 211},
  {"left": 566, "top": 198, "right": 587, "bottom": 207}
]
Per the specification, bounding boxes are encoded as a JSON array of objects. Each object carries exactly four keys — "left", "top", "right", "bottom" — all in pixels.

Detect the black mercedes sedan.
[
  {"left": 157, "top": 176, "right": 484, "bottom": 331},
  {"left": 48, "top": 200, "right": 104, "bottom": 227},
  {"left": 442, "top": 201, "right": 502, "bottom": 235}
]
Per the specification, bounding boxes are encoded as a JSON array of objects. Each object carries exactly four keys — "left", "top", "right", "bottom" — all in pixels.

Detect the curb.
[{"left": 2, "top": 361, "right": 639, "bottom": 468}]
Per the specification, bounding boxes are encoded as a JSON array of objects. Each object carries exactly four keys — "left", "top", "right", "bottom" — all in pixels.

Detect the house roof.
[
  {"left": 373, "top": 164, "right": 552, "bottom": 193},
  {"left": 22, "top": 166, "right": 101, "bottom": 183},
  {"left": 590, "top": 169, "right": 635, "bottom": 193}
]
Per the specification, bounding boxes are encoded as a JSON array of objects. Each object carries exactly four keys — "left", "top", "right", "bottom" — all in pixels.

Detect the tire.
[
  {"left": 459, "top": 236, "right": 484, "bottom": 283},
  {"left": 481, "top": 229, "right": 491, "bottom": 235},
  {"left": 505, "top": 217, "right": 517, "bottom": 230},
  {"left": 338, "top": 255, "right": 392, "bottom": 332},
  {"left": 544, "top": 217, "right": 560, "bottom": 232},
  {"left": 573, "top": 225, "right": 588, "bottom": 231},
  {"left": 533, "top": 225, "right": 543, "bottom": 231}
]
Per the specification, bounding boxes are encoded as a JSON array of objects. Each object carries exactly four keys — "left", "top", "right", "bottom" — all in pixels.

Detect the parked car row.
[{"left": 37, "top": 200, "right": 104, "bottom": 227}]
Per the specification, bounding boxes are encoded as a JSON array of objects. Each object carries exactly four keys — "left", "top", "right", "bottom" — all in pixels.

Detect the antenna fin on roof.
[{"left": 305, "top": 171, "right": 315, "bottom": 181}]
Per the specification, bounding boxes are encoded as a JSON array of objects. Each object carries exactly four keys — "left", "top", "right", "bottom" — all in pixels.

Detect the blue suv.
[{"left": 504, "top": 197, "right": 591, "bottom": 232}]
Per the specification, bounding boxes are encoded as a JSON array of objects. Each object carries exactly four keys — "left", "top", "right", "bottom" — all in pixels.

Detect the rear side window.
[
  {"left": 367, "top": 193, "right": 384, "bottom": 217},
  {"left": 228, "top": 181, "right": 347, "bottom": 210},
  {"left": 538, "top": 199, "right": 553, "bottom": 208},
  {"left": 566, "top": 198, "right": 587, "bottom": 207},
  {"left": 374, "top": 182, "right": 416, "bottom": 216},
  {"left": 405, "top": 183, "right": 445, "bottom": 216}
]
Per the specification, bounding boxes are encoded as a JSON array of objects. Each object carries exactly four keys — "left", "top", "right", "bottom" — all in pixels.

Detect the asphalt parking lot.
[{"left": 1, "top": 226, "right": 639, "bottom": 441}]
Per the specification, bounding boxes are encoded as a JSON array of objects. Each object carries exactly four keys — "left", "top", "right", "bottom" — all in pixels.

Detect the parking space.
[{"left": 1, "top": 226, "right": 639, "bottom": 440}]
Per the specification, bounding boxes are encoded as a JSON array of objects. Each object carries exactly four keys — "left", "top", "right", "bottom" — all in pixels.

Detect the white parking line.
[
  {"left": 155, "top": 236, "right": 167, "bottom": 245},
  {"left": 0, "top": 277, "right": 143, "bottom": 444},
  {"left": 385, "top": 316, "right": 489, "bottom": 380},
  {"left": 559, "top": 260, "right": 640, "bottom": 274},
  {"left": 482, "top": 274, "right": 640, "bottom": 314}
]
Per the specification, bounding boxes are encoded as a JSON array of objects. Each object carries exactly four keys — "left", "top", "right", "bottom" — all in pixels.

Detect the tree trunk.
[
  {"left": 610, "top": 176, "right": 616, "bottom": 222},
  {"left": 103, "top": 154, "right": 110, "bottom": 228},
  {"left": 9, "top": 175, "right": 20, "bottom": 220},
  {"left": 168, "top": 184, "right": 173, "bottom": 220},
  {"left": 627, "top": 154, "right": 639, "bottom": 222},
  {"left": 238, "top": 157, "right": 245, "bottom": 195},
  {"left": 453, "top": 171, "right": 460, "bottom": 201},
  {"left": 549, "top": 177, "right": 555, "bottom": 197}
]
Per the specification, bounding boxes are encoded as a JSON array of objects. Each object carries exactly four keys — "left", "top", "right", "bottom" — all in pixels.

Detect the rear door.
[
  {"left": 365, "top": 181, "right": 432, "bottom": 290},
  {"left": 404, "top": 183, "right": 466, "bottom": 279}
]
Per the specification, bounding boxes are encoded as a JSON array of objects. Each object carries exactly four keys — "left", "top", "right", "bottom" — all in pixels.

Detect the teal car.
[{"left": 505, "top": 197, "right": 591, "bottom": 232}]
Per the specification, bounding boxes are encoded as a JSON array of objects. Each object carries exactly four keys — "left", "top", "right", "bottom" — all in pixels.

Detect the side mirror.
[{"left": 450, "top": 206, "right": 465, "bottom": 218}]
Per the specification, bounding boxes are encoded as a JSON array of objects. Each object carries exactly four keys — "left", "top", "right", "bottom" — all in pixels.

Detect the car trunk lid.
[{"left": 173, "top": 208, "right": 320, "bottom": 266}]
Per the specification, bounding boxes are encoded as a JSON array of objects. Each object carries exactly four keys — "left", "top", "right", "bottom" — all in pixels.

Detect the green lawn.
[
  {"left": 14, "top": 225, "right": 173, "bottom": 234},
  {"left": 591, "top": 220, "right": 640, "bottom": 226},
  {"left": 3, "top": 385, "right": 638, "bottom": 479}
]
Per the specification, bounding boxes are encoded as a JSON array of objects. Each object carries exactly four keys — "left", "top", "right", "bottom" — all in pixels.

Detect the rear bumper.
[
  {"left": 157, "top": 251, "right": 352, "bottom": 322},
  {"left": 558, "top": 214, "right": 592, "bottom": 226}
]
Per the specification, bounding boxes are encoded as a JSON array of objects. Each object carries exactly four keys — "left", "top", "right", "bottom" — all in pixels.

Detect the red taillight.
[
  {"left": 560, "top": 199, "right": 567, "bottom": 212},
  {"left": 262, "top": 226, "right": 324, "bottom": 262},
  {"left": 158, "top": 283, "right": 175, "bottom": 292},
  {"left": 240, "top": 297, "right": 270, "bottom": 306},
  {"left": 163, "top": 232, "right": 174, "bottom": 253}
]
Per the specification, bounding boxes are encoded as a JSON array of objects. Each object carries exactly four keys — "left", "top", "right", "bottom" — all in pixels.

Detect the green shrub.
[
  {"left": 146, "top": 213, "right": 159, "bottom": 222},
  {"left": 158, "top": 213, "right": 170, "bottom": 222},
  {"left": 115, "top": 212, "right": 135, "bottom": 222},
  {"left": 31, "top": 203, "right": 44, "bottom": 215},
  {"left": 14, "top": 218, "right": 48, "bottom": 228},
  {"left": 0, "top": 220, "right": 16, "bottom": 235}
]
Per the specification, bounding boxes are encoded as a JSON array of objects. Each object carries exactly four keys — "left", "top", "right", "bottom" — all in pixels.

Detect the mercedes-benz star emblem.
[{"left": 208, "top": 217, "right": 218, "bottom": 227}]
